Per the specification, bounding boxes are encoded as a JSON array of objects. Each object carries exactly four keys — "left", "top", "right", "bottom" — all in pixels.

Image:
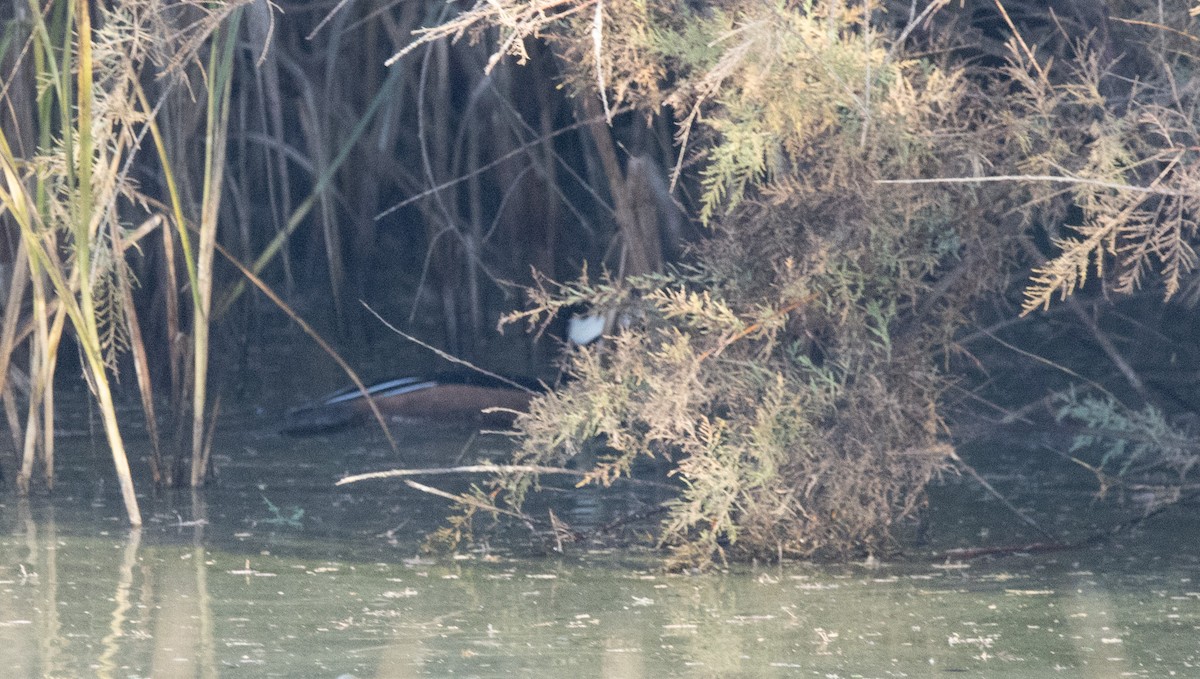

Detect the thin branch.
[
  {"left": 402, "top": 479, "right": 534, "bottom": 522},
  {"left": 877, "top": 174, "right": 1196, "bottom": 197},
  {"left": 337, "top": 463, "right": 587, "bottom": 486},
  {"left": 362, "top": 302, "right": 539, "bottom": 394},
  {"left": 375, "top": 107, "right": 631, "bottom": 220}
]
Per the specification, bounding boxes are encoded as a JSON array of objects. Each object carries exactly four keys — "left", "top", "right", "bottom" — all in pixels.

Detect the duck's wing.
[{"left": 281, "top": 376, "right": 435, "bottom": 435}]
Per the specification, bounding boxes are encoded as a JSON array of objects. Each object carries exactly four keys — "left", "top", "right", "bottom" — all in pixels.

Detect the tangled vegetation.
[
  {"left": 0, "top": 0, "right": 242, "bottom": 521},
  {"left": 484, "top": 0, "right": 998, "bottom": 562},
  {"left": 432, "top": 0, "right": 1200, "bottom": 563}
]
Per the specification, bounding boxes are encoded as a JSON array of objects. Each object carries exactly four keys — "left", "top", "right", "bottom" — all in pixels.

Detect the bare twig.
[
  {"left": 207, "top": 240, "right": 400, "bottom": 453},
  {"left": 877, "top": 174, "right": 1196, "bottom": 197},
  {"left": 375, "top": 107, "right": 631, "bottom": 221},
  {"left": 338, "top": 463, "right": 587, "bottom": 486},
  {"left": 402, "top": 479, "right": 534, "bottom": 523},
  {"left": 992, "top": 0, "right": 1048, "bottom": 83},
  {"left": 362, "top": 303, "right": 539, "bottom": 394},
  {"left": 1066, "top": 297, "right": 1150, "bottom": 402},
  {"left": 936, "top": 483, "right": 1200, "bottom": 561}
]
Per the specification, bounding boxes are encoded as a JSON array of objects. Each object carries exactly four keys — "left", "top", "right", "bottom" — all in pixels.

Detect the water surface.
[{"left": 1, "top": 412, "right": 1198, "bottom": 677}]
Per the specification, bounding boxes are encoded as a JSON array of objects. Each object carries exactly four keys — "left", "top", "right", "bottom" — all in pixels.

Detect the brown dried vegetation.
[{"left": 467, "top": 0, "right": 1200, "bottom": 563}]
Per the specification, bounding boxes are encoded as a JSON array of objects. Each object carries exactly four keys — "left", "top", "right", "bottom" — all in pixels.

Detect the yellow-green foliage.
[
  {"left": 1, "top": 0, "right": 241, "bottom": 511},
  {"left": 388, "top": 0, "right": 1200, "bottom": 563},
  {"left": 510, "top": 258, "right": 953, "bottom": 562},
  {"left": 469, "top": 0, "right": 1026, "bottom": 563},
  {"left": 992, "top": 4, "right": 1200, "bottom": 310},
  {"left": 405, "top": 0, "right": 1200, "bottom": 320},
  {"left": 554, "top": 0, "right": 964, "bottom": 222}
]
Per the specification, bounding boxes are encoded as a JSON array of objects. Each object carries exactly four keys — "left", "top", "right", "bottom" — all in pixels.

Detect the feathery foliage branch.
[{"left": 452, "top": 0, "right": 1200, "bottom": 564}]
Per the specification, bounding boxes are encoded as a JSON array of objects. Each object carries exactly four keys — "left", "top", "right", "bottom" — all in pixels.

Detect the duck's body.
[{"left": 281, "top": 372, "right": 540, "bottom": 435}]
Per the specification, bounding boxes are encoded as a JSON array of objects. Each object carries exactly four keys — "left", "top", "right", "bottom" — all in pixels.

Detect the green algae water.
[{"left": 2, "top": 409, "right": 1198, "bottom": 677}]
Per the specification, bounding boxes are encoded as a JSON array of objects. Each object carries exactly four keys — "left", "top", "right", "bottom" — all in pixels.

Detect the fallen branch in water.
[
  {"left": 337, "top": 463, "right": 677, "bottom": 489},
  {"left": 401, "top": 479, "right": 530, "bottom": 521},
  {"left": 336, "top": 463, "right": 586, "bottom": 486},
  {"left": 937, "top": 541, "right": 1071, "bottom": 560}
]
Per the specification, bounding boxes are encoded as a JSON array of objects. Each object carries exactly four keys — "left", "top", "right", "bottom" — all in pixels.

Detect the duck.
[
  {"left": 281, "top": 311, "right": 610, "bottom": 435},
  {"left": 280, "top": 371, "right": 544, "bottom": 435}
]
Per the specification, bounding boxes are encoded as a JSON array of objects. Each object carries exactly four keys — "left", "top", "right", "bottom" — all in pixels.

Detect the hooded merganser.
[
  {"left": 282, "top": 311, "right": 608, "bottom": 436},
  {"left": 280, "top": 372, "right": 543, "bottom": 435}
]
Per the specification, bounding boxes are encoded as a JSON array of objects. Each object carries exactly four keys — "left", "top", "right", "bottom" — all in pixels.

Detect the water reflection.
[
  {"left": 96, "top": 526, "right": 139, "bottom": 678},
  {"left": 3, "top": 506, "right": 1200, "bottom": 677},
  {"left": 1, "top": 433, "right": 1199, "bottom": 677}
]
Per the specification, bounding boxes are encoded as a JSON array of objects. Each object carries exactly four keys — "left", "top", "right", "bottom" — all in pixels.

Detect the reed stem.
[{"left": 191, "top": 10, "right": 241, "bottom": 486}]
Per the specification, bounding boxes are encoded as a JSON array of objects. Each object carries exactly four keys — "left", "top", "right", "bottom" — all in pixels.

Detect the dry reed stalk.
[
  {"left": 18, "top": 338, "right": 41, "bottom": 493},
  {"left": 135, "top": 86, "right": 191, "bottom": 468},
  {"left": 0, "top": 0, "right": 144, "bottom": 522},
  {"left": 116, "top": 223, "right": 164, "bottom": 484},
  {"left": 71, "top": 0, "right": 140, "bottom": 524},
  {"left": 0, "top": 239, "right": 29, "bottom": 392},
  {"left": 19, "top": 254, "right": 50, "bottom": 491},
  {"left": 191, "top": 12, "right": 240, "bottom": 487},
  {"left": 161, "top": 219, "right": 183, "bottom": 412},
  {"left": 297, "top": 104, "right": 347, "bottom": 327},
  {"left": 39, "top": 305, "right": 66, "bottom": 489},
  {"left": 1, "top": 384, "right": 20, "bottom": 468}
]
